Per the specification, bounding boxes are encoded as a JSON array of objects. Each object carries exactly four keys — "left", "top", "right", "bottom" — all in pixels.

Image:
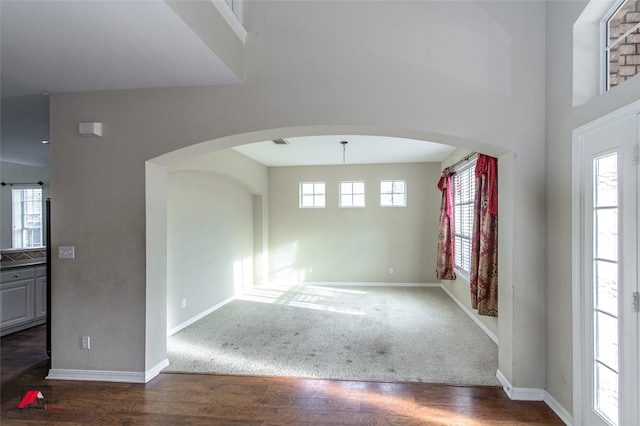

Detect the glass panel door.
[
  {"left": 592, "top": 152, "right": 619, "bottom": 425},
  {"left": 575, "top": 112, "right": 638, "bottom": 426}
]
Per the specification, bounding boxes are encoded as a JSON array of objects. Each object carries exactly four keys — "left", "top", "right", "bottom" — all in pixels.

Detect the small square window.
[
  {"left": 380, "top": 180, "right": 406, "bottom": 207},
  {"left": 300, "top": 182, "right": 325, "bottom": 208},
  {"left": 339, "top": 181, "right": 365, "bottom": 208}
]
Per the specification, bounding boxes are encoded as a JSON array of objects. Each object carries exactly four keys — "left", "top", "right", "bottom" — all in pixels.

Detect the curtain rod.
[
  {"left": 1, "top": 181, "right": 44, "bottom": 187},
  {"left": 446, "top": 151, "right": 478, "bottom": 172}
]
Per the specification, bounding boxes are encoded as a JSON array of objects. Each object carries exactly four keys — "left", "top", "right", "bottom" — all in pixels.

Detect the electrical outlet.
[
  {"left": 81, "top": 336, "right": 91, "bottom": 350},
  {"left": 181, "top": 298, "right": 187, "bottom": 308},
  {"left": 389, "top": 267, "right": 394, "bottom": 274},
  {"left": 309, "top": 267, "right": 313, "bottom": 273}
]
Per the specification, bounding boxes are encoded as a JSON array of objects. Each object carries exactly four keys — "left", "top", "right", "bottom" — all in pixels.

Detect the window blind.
[{"left": 453, "top": 163, "right": 475, "bottom": 276}]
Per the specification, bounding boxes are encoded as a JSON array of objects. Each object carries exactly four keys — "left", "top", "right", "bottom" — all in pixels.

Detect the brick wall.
[{"left": 609, "top": 0, "right": 640, "bottom": 88}]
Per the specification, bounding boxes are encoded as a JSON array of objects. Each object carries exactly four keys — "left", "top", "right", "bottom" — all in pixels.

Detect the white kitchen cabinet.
[
  {"left": 0, "top": 265, "right": 46, "bottom": 336},
  {"left": 35, "top": 267, "right": 47, "bottom": 319}
]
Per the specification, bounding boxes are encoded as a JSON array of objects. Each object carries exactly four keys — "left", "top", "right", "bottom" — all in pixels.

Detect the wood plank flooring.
[{"left": 1, "top": 325, "right": 564, "bottom": 425}]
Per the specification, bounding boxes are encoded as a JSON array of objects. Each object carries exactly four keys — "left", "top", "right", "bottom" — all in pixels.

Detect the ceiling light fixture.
[
  {"left": 340, "top": 140, "right": 348, "bottom": 164},
  {"left": 41, "top": 140, "right": 49, "bottom": 144}
]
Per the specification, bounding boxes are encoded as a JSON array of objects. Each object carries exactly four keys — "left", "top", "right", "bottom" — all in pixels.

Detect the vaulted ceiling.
[{"left": 1, "top": 1, "right": 454, "bottom": 168}]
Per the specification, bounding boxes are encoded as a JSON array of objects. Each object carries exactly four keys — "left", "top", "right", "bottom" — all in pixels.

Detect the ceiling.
[
  {"left": 1, "top": 1, "right": 456, "bottom": 168},
  {"left": 1, "top": 1, "right": 239, "bottom": 99},
  {"left": 233, "top": 135, "right": 456, "bottom": 166},
  {"left": 1, "top": 0, "right": 239, "bottom": 167}
]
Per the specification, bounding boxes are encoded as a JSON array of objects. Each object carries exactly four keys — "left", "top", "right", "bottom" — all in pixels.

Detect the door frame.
[{"left": 572, "top": 100, "right": 640, "bottom": 426}]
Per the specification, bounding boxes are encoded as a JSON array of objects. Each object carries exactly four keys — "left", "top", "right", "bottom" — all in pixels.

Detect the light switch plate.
[{"left": 59, "top": 246, "right": 75, "bottom": 259}]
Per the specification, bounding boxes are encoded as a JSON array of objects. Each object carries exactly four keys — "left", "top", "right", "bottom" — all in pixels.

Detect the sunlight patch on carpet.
[{"left": 167, "top": 286, "right": 499, "bottom": 386}]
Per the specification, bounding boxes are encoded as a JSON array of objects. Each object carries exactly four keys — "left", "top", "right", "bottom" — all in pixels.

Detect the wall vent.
[{"left": 272, "top": 138, "right": 289, "bottom": 145}]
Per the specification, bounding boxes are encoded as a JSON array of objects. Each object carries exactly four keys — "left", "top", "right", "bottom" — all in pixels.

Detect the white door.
[{"left": 573, "top": 112, "right": 639, "bottom": 426}]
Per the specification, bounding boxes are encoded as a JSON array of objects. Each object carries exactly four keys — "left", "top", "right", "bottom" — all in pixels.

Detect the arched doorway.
[{"left": 145, "top": 126, "right": 508, "bottom": 385}]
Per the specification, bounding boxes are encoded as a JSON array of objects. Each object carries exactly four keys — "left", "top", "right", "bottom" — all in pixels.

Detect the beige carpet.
[{"left": 166, "top": 284, "right": 499, "bottom": 386}]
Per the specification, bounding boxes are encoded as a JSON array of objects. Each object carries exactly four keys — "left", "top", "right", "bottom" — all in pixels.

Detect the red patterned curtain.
[
  {"left": 436, "top": 169, "right": 456, "bottom": 280},
  {"left": 470, "top": 155, "right": 498, "bottom": 316}
]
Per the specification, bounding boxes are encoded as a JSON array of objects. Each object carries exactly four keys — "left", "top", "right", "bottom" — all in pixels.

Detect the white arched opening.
[{"left": 144, "top": 125, "right": 510, "bottom": 383}]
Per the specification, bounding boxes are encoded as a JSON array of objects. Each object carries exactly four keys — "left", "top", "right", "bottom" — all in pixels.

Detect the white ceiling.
[
  {"left": 0, "top": 0, "right": 239, "bottom": 167},
  {"left": 0, "top": 0, "right": 240, "bottom": 99},
  {"left": 233, "top": 135, "right": 456, "bottom": 166}
]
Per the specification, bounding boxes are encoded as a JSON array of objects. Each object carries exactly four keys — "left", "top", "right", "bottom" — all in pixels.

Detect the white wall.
[
  {"left": 167, "top": 170, "right": 254, "bottom": 331},
  {"left": 169, "top": 148, "right": 270, "bottom": 288},
  {"left": 49, "top": 0, "right": 546, "bottom": 386},
  {"left": 0, "top": 161, "right": 50, "bottom": 249},
  {"left": 268, "top": 163, "right": 441, "bottom": 284}
]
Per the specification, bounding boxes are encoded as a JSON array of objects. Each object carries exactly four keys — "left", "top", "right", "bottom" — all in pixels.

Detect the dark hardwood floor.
[{"left": 1, "top": 325, "right": 564, "bottom": 425}]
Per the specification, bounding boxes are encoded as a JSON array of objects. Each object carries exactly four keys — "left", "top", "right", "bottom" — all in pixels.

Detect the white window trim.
[
  {"left": 571, "top": 99, "right": 640, "bottom": 426},
  {"left": 299, "top": 181, "right": 326, "bottom": 208},
  {"left": 211, "top": 0, "right": 247, "bottom": 43},
  {"left": 600, "top": 0, "right": 635, "bottom": 92},
  {"left": 380, "top": 180, "right": 407, "bottom": 207},
  {"left": 11, "top": 184, "right": 44, "bottom": 249},
  {"left": 339, "top": 181, "right": 366, "bottom": 208}
]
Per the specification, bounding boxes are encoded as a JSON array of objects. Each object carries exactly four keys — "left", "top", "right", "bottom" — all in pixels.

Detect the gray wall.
[
  {"left": 167, "top": 170, "right": 254, "bottom": 332},
  {"left": 48, "top": 0, "right": 546, "bottom": 397},
  {"left": 0, "top": 161, "right": 50, "bottom": 249},
  {"left": 268, "top": 163, "right": 441, "bottom": 284}
]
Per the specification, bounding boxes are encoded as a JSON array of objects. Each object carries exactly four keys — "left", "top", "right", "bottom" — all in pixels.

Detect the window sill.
[{"left": 454, "top": 269, "right": 471, "bottom": 284}]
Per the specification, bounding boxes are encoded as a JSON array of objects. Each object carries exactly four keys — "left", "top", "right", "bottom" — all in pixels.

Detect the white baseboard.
[
  {"left": 47, "top": 369, "right": 142, "bottom": 383},
  {"left": 167, "top": 296, "right": 235, "bottom": 337},
  {"left": 304, "top": 282, "right": 440, "bottom": 288},
  {"left": 145, "top": 358, "right": 170, "bottom": 382},
  {"left": 496, "top": 371, "right": 572, "bottom": 425},
  {"left": 544, "top": 391, "right": 573, "bottom": 425},
  {"left": 440, "top": 284, "right": 499, "bottom": 345},
  {"left": 496, "top": 369, "right": 545, "bottom": 400},
  {"left": 47, "top": 359, "right": 169, "bottom": 384}
]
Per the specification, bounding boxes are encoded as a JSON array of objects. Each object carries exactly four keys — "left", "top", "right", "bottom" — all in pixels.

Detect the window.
[
  {"left": 339, "top": 181, "right": 365, "bottom": 208},
  {"left": 224, "top": 0, "right": 242, "bottom": 21},
  {"left": 12, "top": 187, "right": 43, "bottom": 248},
  {"left": 453, "top": 163, "right": 476, "bottom": 278},
  {"left": 380, "top": 180, "right": 406, "bottom": 207},
  {"left": 604, "top": 0, "right": 640, "bottom": 90},
  {"left": 299, "top": 182, "right": 325, "bottom": 208}
]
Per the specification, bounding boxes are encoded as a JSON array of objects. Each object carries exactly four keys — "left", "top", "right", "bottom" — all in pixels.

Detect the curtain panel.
[
  {"left": 470, "top": 154, "right": 498, "bottom": 317},
  {"left": 436, "top": 169, "right": 457, "bottom": 280}
]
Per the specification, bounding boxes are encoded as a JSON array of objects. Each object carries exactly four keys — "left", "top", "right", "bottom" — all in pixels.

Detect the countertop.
[{"left": 0, "top": 259, "right": 47, "bottom": 271}]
